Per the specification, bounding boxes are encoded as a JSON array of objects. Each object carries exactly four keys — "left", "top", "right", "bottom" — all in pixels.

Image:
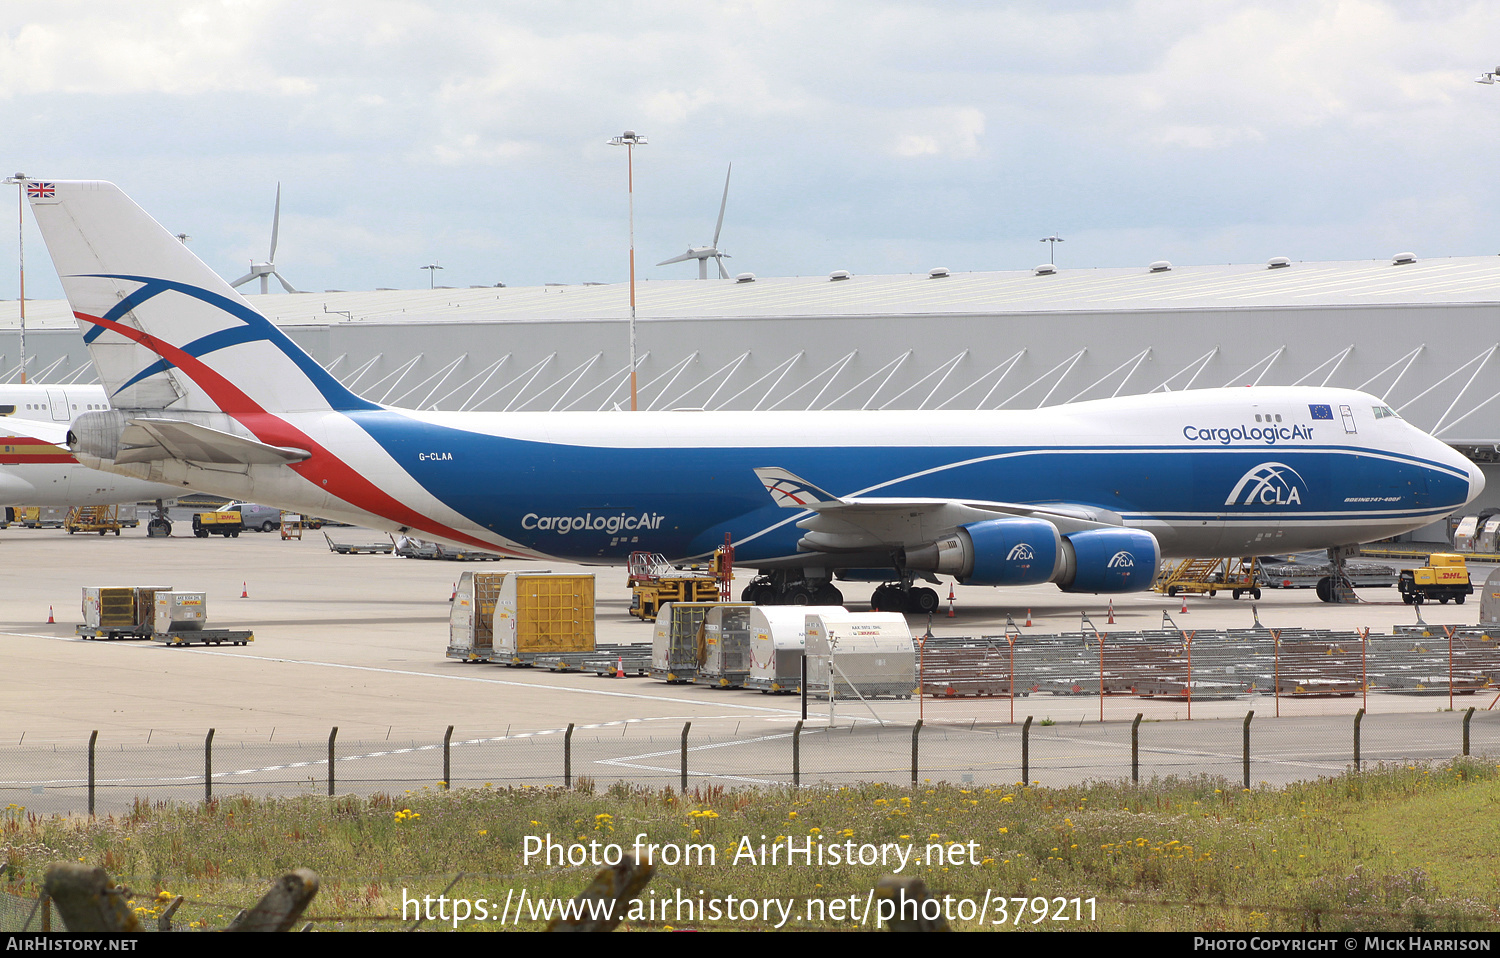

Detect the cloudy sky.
[{"left": 2, "top": 1, "right": 1499, "bottom": 299}]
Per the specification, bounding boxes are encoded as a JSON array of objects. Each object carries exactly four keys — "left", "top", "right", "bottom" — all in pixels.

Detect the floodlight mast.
[
  {"left": 1040, "top": 233, "right": 1064, "bottom": 266},
  {"left": 3, "top": 173, "right": 27, "bottom": 383},
  {"left": 609, "top": 130, "right": 647, "bottom": 410}
]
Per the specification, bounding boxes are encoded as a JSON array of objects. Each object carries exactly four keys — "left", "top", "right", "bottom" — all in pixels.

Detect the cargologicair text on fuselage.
[{"left": 1183, "top": 423, "right": 1316, "bottom": 444}]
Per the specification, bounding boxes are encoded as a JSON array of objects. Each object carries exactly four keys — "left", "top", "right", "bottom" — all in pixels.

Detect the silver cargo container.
[
  {"left": 744, "top": 605, "right": 846, "bottom": 693},
  {"left": 153, "top": 592, "right": 207, "bottom": 633},
  {"left": 804, "top": 611, "right": 915, "bottom": 699}
]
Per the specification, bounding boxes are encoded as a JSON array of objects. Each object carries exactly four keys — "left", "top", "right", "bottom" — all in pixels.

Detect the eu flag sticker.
[{"left": 1309, "top": 404, "right": 1333, "bottom": 420}]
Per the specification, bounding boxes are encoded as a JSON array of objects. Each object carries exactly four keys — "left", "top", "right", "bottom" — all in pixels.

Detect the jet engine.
[
  {"left": 1053, "top": 527, "right": 1160, "bottom": 594},
  {"left": 904, "top": 517, "right": 1063, "bottom": 586},
  {"left": 905, "top": 519, "right": 1159, "bottom": 593}
]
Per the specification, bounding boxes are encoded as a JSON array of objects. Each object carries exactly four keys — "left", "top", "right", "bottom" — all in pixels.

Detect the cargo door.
[{"left": 46, "top": 389, "right": 69, "bottom": 422}]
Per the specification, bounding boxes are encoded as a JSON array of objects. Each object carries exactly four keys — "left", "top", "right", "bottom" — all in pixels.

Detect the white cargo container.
[
  {"left": 804, "top": 611, "right": 915, "bottom": 699},
  {"left": 744, "top": 605, "right": 846, "bottom": 693},
  {"left": 153, "top": 592, "right": 206, "bottom": 633},
  {"left": 447, "top": 571, "right": 595, "bottom": 663}
]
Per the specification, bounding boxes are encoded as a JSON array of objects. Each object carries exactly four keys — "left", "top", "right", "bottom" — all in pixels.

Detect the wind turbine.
[
  {"left": 658, "top": 163, "right": 733, "bottom": 279},
  {"left": 230, "top": 184, "right": 300, "bottom": 294}
]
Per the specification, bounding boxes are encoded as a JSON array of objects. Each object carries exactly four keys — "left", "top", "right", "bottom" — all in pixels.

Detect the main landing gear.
[
  {"left": 146, "top": 499, "right": 173, "bottom": 538},
  {"left": 741, "top": 571, "right": 844, "bottom": 607},
  {"left": 870, "top": 580, "right": 940, "bottom": 614}
]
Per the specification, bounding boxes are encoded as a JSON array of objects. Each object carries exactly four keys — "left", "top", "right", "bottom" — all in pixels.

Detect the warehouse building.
[{"left": 4, "top": 252, "right": 1499, "bottom": 537}]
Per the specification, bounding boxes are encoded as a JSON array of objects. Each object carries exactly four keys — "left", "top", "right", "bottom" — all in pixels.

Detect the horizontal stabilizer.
[{"left": 118, "top": 418, "right": 310, "bottom": 465}]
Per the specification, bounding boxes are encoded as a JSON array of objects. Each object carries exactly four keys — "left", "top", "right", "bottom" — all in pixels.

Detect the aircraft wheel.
[
  {"left": 787, "top": 587, "right": 813, "bottom": 606},
  {"left": 741, "top": 583, "right": 757, "bottom": 601},
  {"left": 870, "top": 585, "right": 896, "bottom": 611},
  {"left": 911, "top": 587, "right": 940, "bottom": 614},
  {"left": 751, "top": 585, "right": 776, "bottom": 606},
  {"left": 1315, "top": 576, "right": 1333, "bottom": 603},
  {"left": 815, "top": 583, "right": 844, "bottom": 606}
]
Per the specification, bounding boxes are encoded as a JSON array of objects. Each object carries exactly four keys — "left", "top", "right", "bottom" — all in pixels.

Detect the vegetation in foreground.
[{"left": 3, "top": 761, "right": 1498, "bottom": 931}]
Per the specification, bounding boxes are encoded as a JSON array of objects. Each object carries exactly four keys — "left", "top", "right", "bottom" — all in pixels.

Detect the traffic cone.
[
  {"left": 240, "top": 581, "right": 249, "bottom": 598},
  {"left": 449, "top": 581, "right": 457, "bottom": 602},
  {"left": 1107, "top": 600, "right": 1115, "bottom": 625},
  {"left": 616, "top": 657, "right": 625, "bottom": 679},
  {"left": 1025, "top": 608, "right": 1032, "bottom": 628},
  {"left": 946, "top": 583, "right": 956, "bottom": 618},
  {"left": 1180, "top": 595, "right": 1188, "bottom": 614},
  {"left": 46, "top": 605, "right": 54, "bottom": 624}
]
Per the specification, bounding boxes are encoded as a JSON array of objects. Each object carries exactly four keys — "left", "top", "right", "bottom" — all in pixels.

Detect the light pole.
[
  {"left": 3, "top": 173, "right": 28, "bottom": 383},
  {"left": 1040, "top": 233, "right": 1064, "bottom": 265},
  {"left": 609, "top": 130, "right": 647, "bottom": 410},
  {"left": 421, "top": 264, "right": 443, "bottom": 289}
]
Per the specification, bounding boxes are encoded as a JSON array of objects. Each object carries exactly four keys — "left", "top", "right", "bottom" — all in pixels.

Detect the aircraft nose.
[
  {"left": 0, "top": 470, "right": 34, "bottom": 506},
  {"left": 1467, "top": 458, "right": 1487, "bottom": 506}
]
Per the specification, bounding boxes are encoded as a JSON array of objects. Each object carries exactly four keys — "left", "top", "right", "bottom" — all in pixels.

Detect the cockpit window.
[{"left": 1372, "top": 405, "right": 1401, "bottom": 420}]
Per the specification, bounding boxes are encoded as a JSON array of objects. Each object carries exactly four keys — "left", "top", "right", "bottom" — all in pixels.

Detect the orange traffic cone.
[
  {"left": 449, "top": 581, "right": 457, "bottom": 602},
  {"left": 1180, "top": 596, "right": 1188, "bottom": 614},
  {"left": 616, "top": 657, "right": 625, "bottom": 679},
  {"left": 946, "top": 583, "right": 956, "bottom": 618},
  {"left": 1107, "top": 600, "right": 1115, "bottom": 625},
  {"left": 46, "top": 605, "right": 54, "bottom": 624},
  {"left": 1025, "top": 608, "right": 1032, "bottom": 627},
  {"left": 240, "top": 581, "right": 249, "bottom": 598}
]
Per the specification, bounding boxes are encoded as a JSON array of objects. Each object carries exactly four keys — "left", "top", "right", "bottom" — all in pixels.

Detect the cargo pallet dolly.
[
  {"left": 324, "top": 531, "right": 396, "bottom": 554},
  {"left": 149, "top": 628, "right": 254, "bottom": 647}
]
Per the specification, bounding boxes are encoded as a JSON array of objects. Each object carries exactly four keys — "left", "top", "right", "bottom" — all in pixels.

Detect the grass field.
[{"left": 4, "top": 760, "right": 1498, "bottom": 931}]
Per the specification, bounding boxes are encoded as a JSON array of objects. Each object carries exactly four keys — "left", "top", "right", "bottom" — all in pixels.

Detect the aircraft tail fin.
[{"left": 26, "top": 180, "right": 376, "bottom": 415}]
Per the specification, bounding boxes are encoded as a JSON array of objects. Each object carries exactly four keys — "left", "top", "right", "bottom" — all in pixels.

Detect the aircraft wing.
[
  {"left": 117, "top": 418, "right": 311, "bottom": 466},
  {"left": 0, "top": 416, "right": 71, "bottom": 445},
  {"left": 753, "top": 466, "right": 1124, "bottom": 552}
]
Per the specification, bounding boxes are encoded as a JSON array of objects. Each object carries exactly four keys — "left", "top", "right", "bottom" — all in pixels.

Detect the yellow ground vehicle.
[
  {"left": 627, "top": 551, "right": 720, "bottom": 622},
  {"left": 191, "top": 511, "right": 243, "bottom": 538},
  {"left": 65, "top": 505, "right": 122, "bottom": 536},
  {"left": 1397, "top": 553, "right": 1472, "bottom": 605},
  {"left": 1153, "top": 557, "right": 1261, "bottom": 599}
]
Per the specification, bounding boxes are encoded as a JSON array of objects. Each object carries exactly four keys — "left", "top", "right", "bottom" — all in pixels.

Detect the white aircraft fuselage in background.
[
  {"left": 25, "top": 180, "right": 1484, "bottom": 601},
  {"left": 0, "top": 383, "right": 178, "bottom": 507}
]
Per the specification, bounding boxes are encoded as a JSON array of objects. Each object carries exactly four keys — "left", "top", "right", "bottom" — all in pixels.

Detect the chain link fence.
[{"left": 3, "top": 708, "right": 1496, "bottom": 815}]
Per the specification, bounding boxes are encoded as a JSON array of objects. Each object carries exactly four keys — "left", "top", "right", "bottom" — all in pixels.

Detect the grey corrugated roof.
[{"left": 3, "top": 254, "right": 1499, "bottom": 328}]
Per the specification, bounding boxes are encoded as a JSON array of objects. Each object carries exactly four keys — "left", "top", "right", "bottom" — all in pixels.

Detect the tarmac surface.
[{"left": 2, "top": 524, "right": 1497, "bottom": 810}]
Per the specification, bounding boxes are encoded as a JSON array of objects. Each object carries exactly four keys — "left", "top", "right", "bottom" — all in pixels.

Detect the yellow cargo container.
[{"left": 448, "top": 571, "right": 595, "bottom": 663}]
